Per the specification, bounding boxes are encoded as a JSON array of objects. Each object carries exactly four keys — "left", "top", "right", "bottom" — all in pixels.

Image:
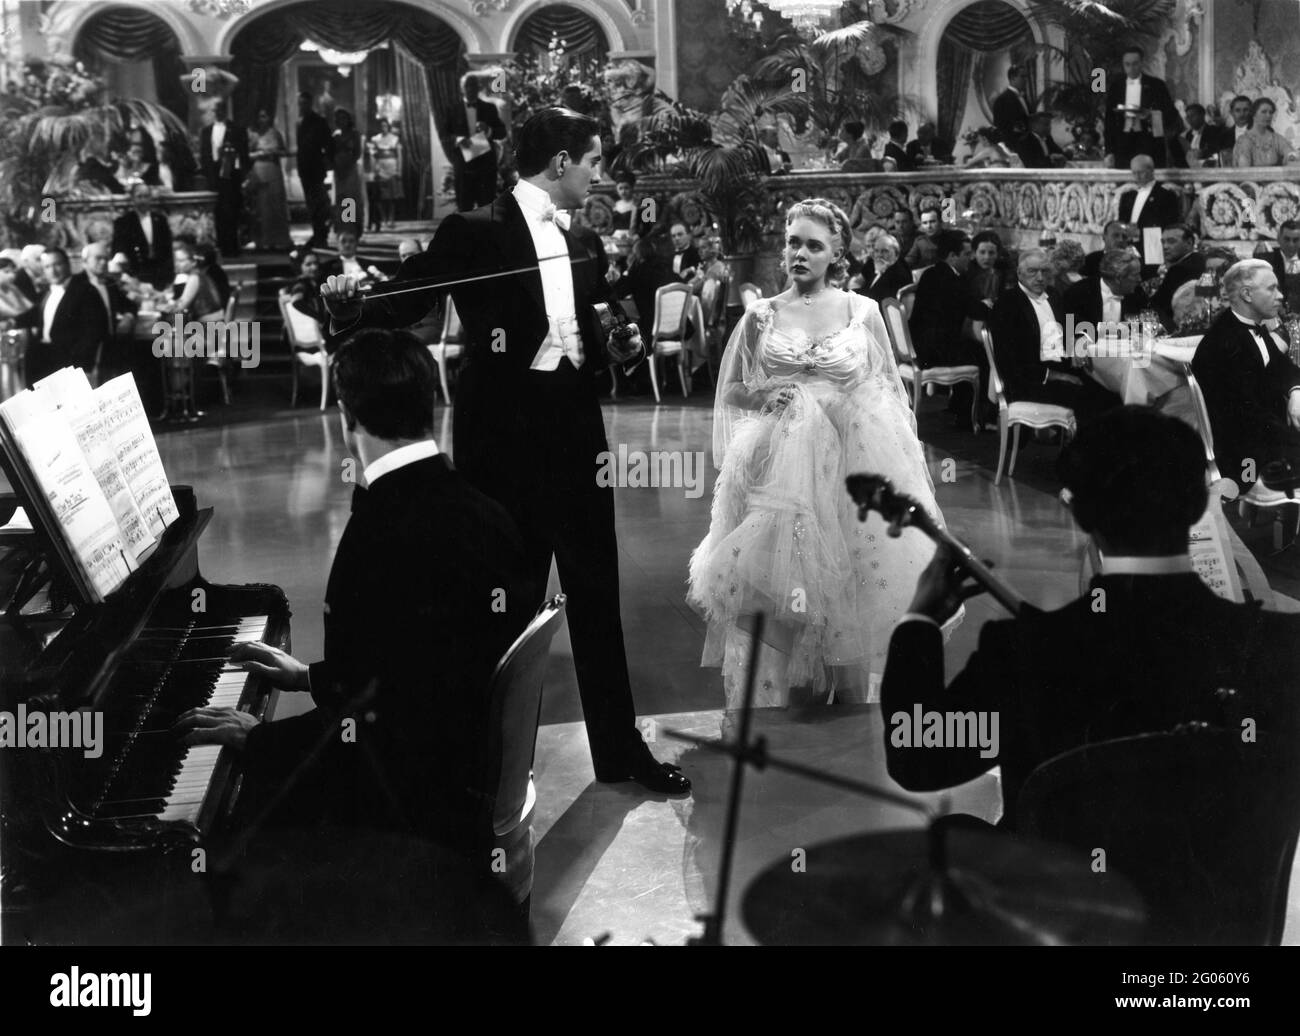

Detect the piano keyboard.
[{"left": 92, "top": 616, "right": 269, "bottom": 830}]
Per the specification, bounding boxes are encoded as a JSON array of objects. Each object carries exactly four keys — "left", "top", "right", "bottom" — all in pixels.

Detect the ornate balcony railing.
[
  {"left": 51, "top": 192, "right": 219, "bottom": 252},
  {"left": 585, "top": 166, "right": 1300, "bottom": 255}
]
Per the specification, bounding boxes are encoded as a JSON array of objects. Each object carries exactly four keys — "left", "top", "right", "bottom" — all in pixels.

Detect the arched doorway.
[
  {"left": 72, "top": 5, "right": 188, "bottom": 121},
  {"left": 512, "top": 4, "right": 611, "bottom": 68},
  {"left": 935, "top": 0, "right": 1038, "bottom": 154},
  {"left": 227, "top": 0, "right": 469, "bottom": 221}
]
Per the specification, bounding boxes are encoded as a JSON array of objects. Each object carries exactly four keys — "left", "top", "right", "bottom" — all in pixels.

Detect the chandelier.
[
  {"left": 300, "top": 40, "right": 371, "bottom": 78},
  {"left": 764, "top": 0, "right": 842, "bottom": 35}
]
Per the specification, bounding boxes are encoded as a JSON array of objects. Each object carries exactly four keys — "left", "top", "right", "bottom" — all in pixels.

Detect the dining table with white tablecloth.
[{"left": 1078, "top": 334, "right": 1203, "bottom": 425}]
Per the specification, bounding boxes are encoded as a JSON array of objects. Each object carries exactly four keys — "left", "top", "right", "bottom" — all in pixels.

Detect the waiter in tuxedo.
[
  {"left": 296, "top": 91, "right": 335, "bottom": 250},
  {"left": 72, "top": 241, "right": 137, "bottom": 383},
  {"left": 17, "top": 247, "right": 107, "bottom": 383},
  {"left": 1015, "top": 111, "right": 1066, "bottom": 169},
  {"left": 1104, "top": 45, "right": 1182, "bottom": 168},
  {"left": 199, "top": 99, "right": 249, "bottom": 257},
  {"left": 447, "top": 74, "right": 506, "bottom": 212},
  {"left": 882, "top": 405, "right": 1300, "bottom": 830},
  {"left": 1191, "top": 259, "right": 1300, "bottom": 494},
  {"left": 1117, "top": 155, "right": 1181, "bottom": 277},
  {"left": 111, "top": 183, "right": 174, "bottom": 288},
  {"left": 992, "top": 64, "right": 1031, "bottom": 144},
  {"left": 322, "top": 108, "right": 690, "bottom": 796}
]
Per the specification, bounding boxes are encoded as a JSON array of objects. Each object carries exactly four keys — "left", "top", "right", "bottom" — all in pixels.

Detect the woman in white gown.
[{"left": 688, "top": 198, "right": 954, "bottom": 709}]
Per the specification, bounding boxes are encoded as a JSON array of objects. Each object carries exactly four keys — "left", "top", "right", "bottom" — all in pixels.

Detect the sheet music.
[
  {"left": 34, "top": 368, "right": 156, "bottom": 562},
  {"left": 1187, "top": 507, "right": 1241, "bottom": 602},
  {"left": 0, "top": 398, "right": 134, "bottom": 600},
  {"left": 96, "top": 374, "right": 179, "bottom": 538}
]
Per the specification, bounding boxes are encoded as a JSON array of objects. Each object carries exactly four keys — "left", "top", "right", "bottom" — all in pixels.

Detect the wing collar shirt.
[
  {"left": 1020, "top": 282, "right": 1062, "bottom": 363},
  {"left": 1100, "top": 277, "right": 1124, "bottom": 329},
  {"left": 512, "top": 179, "right": 583, "bottom": 371},
  {"left": 42, "top": 282, "right": 67, "bottom": 343},
  {"left": 1130, "top": 182, "right": 1154, "bottom": 223}
]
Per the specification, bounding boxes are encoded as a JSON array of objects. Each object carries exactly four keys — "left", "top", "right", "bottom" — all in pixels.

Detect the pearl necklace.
[{"left": 799, "top": 287, "right": 826, "bottom": 307}]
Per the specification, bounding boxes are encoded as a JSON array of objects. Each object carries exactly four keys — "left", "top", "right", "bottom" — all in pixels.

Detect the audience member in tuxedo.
[
  {"left": 1016, "top": 110, "right": 1067, "bottom": 168},
  {"left": 1082, "top": 220, "right": 1137, "bottom": 278},
  {"left": 1259, "top": 219, "right": 1300, "bottom": 315},
  {"left": 296, "top": 91, "right": 335, "bottom": 251},
  {"left": 111, "top": 183, "right": 174, "bottom": 288},
  {"left": 15, "top": 248, "right": 107, "bottom": 383},
  {"left": 447, "top": 73, "right": 507, "bottom": 212},
  {"left": 906, "top": 122, "right": 953, "bottom": 167},
  {"left": 990, "top": 248, "right": 1120, "bottom": 421},
  {"left": 904, "top": 206, "right": 944, "bottom": 270},
  {"left": 319, "top": 230, "right": 383, "bottom": 293},
  {"left": 1177, "top": 103, "right": 1231, "bottom": 166},
  {"left": 1191, "top": 259, "right": 1300, "bottom": 496},
  {"left": 1118, "top": 155, "right": 1182, "bottom": 276},
  {"left": 966, "top": 231, "right": 1008, "bottom": 305},
  {"left": 855, "top": 234, "right": 913, "bottom": 303},
  {"left": 883, "top": 120, "right": 912, "bottom": 171},
  {"left": 320, "top": 107, "right": 690, "bottom": 796},
  {"left": 890, "top": 208, "right": 918, "bottom": 262},
  {"left": 1221, "top": 94, "right": 1255, "bottom": 165},
  {"left": 176, "top": 328, "right": 537, "bottom": 941},
  {"left": 1062, "top": 249, "right": 1151, "bottom": 351},
  {"left": 1104, "top": 45, "right": 1182, "bottom": 168},
  {"left": 669, "top": 222, "right": 701, "bottom": 284},
  {"left": 992, "top": 64, "right": 1031, "bottom": 144},
  {"left": 610, "top": 237, "right": 679, "bottom": 331},
  {"left": 1148, "top": 224, "right": 1206, "bottom": 328},
  {"left": 910, "top": 229, "right": 991, "bottom": 423},
  {"left": 1049, "top": 238, "right": 1087, "bottom": 296},
  {"left": 0, "top": 257, "right": 35, "bottom": 324},
  {"left": 73, "top": 241, "right": 138, "bottom": 382},
  {"left": 881, "top": 405, "right": 1300, "bottom": 830},
  {"left": 198, "top": 99, "right": 249, "bottom": 258}
]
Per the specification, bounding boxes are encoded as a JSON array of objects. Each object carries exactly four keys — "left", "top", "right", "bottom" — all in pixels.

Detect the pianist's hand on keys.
[{"left": 173, "top": 642, "right": 310, "bottom": 750}]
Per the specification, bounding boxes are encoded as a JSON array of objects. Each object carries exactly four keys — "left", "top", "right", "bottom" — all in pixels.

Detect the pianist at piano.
[{"left": 175, "top": 330, "right": 535, "bottom": 869}]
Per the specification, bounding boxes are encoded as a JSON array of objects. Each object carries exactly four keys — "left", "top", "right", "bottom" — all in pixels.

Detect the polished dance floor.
[{"left": 155, "top": 396, "right": 1300, "bottom": 945}]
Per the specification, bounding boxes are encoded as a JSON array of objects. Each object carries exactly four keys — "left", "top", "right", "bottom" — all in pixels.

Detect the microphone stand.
[{"left": 674, "top": 614, "right": 975, "bottom": 946}]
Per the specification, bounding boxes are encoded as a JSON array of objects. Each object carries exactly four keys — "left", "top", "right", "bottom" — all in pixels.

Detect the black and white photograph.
[{"left": 2, "top": 0, "right": 1299, "bottom": 1009}]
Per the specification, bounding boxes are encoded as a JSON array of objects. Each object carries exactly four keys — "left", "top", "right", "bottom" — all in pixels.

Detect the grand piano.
[{"left": 0, "top": 482, "right": 291, "bottom": 943}]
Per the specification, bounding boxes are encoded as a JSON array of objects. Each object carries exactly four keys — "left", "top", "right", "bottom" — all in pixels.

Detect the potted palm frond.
[
  {"left": 0, "top": 57, "right": 187, "bottom": 246},
  {"left": 750, "top": 20, "right": 917, "bottom": 156}
]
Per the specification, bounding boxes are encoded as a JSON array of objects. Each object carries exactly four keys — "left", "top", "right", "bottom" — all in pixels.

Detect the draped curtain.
[
  {"left": 937, "top": 0, "right": 1035, "bottom": 144},
  {"left": 229, "top": 0, "right": 466, "bottom": 167},
  {"left": 73, "top": 7, "right": 189, "bottom": 120},
  {"left": 515, "top": 5, "right": 610, "bottom": 62}
]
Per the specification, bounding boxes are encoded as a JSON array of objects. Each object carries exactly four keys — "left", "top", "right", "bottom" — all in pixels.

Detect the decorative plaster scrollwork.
[
  {"left": 186, "top": 0, "right": 253, "bottom": 18},
  {"left": 468, "top": 0, "right": 515, "bottom": 16}
]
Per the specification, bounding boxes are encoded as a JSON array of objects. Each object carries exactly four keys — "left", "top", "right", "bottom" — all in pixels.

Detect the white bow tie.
[{"left": 539, "top": 203, "right": 571, "bottom": 230}]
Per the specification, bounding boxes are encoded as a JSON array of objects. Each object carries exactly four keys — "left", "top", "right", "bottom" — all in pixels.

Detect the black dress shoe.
[{"left": 596, "top": 751, "right": 691, "bottom": 795}]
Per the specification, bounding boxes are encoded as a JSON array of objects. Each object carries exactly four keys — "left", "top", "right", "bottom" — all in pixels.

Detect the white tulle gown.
[{"left": 688, "top": 291, "right": 956, "bottom": 709}]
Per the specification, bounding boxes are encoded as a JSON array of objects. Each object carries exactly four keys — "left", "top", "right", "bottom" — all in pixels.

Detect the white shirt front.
[
  {"left": 211, "top": 120, "right": 226, "bottom": 162},
  {"left": 1232, "top": 308, "right": 1283, "bottom": 366},
  {"left": 340, "top": 255, "right": 364, "bottom": 278},
  {"left": 1020, "top": 283, "right": 1062, "bottom": 361},
  {"left": 512, "top": 180, "right": 580, "bottom": 372},
  {"left": 42, "top": 282, "right": 67, "bottom": 342},
  {"left": 363, "top": 439, "right": 440, "bottom": 487},
  {"left": 1099, "top": 277, "right": 1123, "bottom": 329},
  {"left": 137, "top": 210, "right": 153, "bottom": 248},
  {"left": 88, "top": 274, "right": 112, "bottom": 333},
  {"left": 1188, "top": 128, "right": 1202, "bottom": 151},
  {"left": 1124, "top": 76, "right": 1143, "bottom": 111},
  {"left": 1130, "top": 183, "right": 1154, "bottom": 223},
  {"left": 1284, "top": 252, "right": 1300, "bottom": 275}
]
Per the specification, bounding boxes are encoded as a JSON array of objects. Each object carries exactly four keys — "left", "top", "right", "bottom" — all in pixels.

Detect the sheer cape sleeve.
[{"left": 712, "top": 299, "right": 778, "bottom": 469}]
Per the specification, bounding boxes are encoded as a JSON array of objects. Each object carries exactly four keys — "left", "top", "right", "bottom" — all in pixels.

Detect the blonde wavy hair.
[{"left": 784, "top": 197, "right": 853, "bottom": 284}]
